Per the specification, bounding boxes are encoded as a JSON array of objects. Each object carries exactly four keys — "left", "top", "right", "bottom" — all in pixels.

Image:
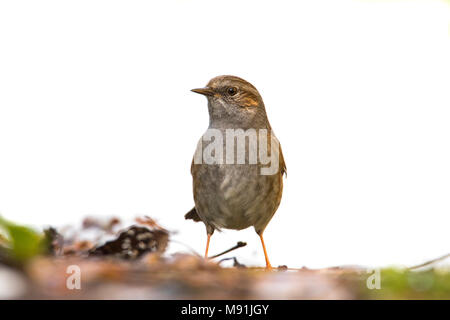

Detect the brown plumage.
[{"left": 185, "top": 75, "right": 286, "bottom": 269}]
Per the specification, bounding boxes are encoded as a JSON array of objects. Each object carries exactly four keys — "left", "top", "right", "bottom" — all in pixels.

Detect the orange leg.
[
  {"left": 204, "top": 234, "right": 211, "bottom": 259},
  {"left": 259, "top": 234, "right": 272, "bottom": 270}
]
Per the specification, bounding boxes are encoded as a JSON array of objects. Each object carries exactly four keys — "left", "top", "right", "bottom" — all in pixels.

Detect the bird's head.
[{"left": 192, "top": 75, "right": 270, "bottom": 129}]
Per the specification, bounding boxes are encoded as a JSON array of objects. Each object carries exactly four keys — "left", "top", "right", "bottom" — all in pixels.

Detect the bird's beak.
[{"left": 191, "top": 87, "right": 214, "bottom": 97}]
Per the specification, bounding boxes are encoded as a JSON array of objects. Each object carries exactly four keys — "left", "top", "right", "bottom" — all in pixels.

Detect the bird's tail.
[{"left": 184, "top": 207, "right": 202, "bottom": 222}]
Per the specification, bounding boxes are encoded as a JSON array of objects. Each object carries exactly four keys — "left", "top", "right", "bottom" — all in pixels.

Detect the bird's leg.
[
  {"left": 259, "top": 233, "right": 272, "bottom": 270},
  {"left": 204, "top": 233, "right": 211, "bottom": 259}
]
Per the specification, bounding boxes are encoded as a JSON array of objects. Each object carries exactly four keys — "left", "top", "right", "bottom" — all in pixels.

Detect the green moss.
[{"left": 359, "top": 268, "right": 450, "bottom": 299}]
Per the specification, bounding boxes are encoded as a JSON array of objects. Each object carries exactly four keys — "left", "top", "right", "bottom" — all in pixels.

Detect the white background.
[{"left": 0, "top": 0, "right": 449, "bottom": 268}]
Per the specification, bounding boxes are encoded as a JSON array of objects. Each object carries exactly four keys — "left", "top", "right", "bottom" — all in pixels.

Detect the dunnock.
[{"left": 185, "top": 75, "right": 286, "bottom": 269}]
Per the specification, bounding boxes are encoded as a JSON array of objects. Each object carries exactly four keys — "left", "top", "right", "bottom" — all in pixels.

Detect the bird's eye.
[{"left": 227, "top": 87, "right": 238, "bottom": 96}]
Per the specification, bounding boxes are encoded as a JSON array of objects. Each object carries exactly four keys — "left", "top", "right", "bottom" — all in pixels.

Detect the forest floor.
[{"left": 0, "top": 216, "right": 449, "bottom": 300}]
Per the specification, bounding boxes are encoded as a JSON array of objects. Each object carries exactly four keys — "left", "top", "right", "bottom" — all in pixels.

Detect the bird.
[{"left": 185, "top": 75, "right": 286, "bottom": 269}]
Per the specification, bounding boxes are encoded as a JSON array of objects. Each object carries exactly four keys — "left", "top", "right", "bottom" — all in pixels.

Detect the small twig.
[
  {"left": 169, "top": 239, "right": 202, "bottom": 257},
  {"left": 409, "top": 253, "right": 450, "bottom": 270},
  {"left": 209, "top": 241, "right": 247, "bottom": 259},
  {"left": 218, "top": 257, "right": 246, "bottom": 268}
]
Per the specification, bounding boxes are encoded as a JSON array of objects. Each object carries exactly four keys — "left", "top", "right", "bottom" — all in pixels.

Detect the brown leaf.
[{"left": 89, "top": 226, "right": 169, "bottom": 260}]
